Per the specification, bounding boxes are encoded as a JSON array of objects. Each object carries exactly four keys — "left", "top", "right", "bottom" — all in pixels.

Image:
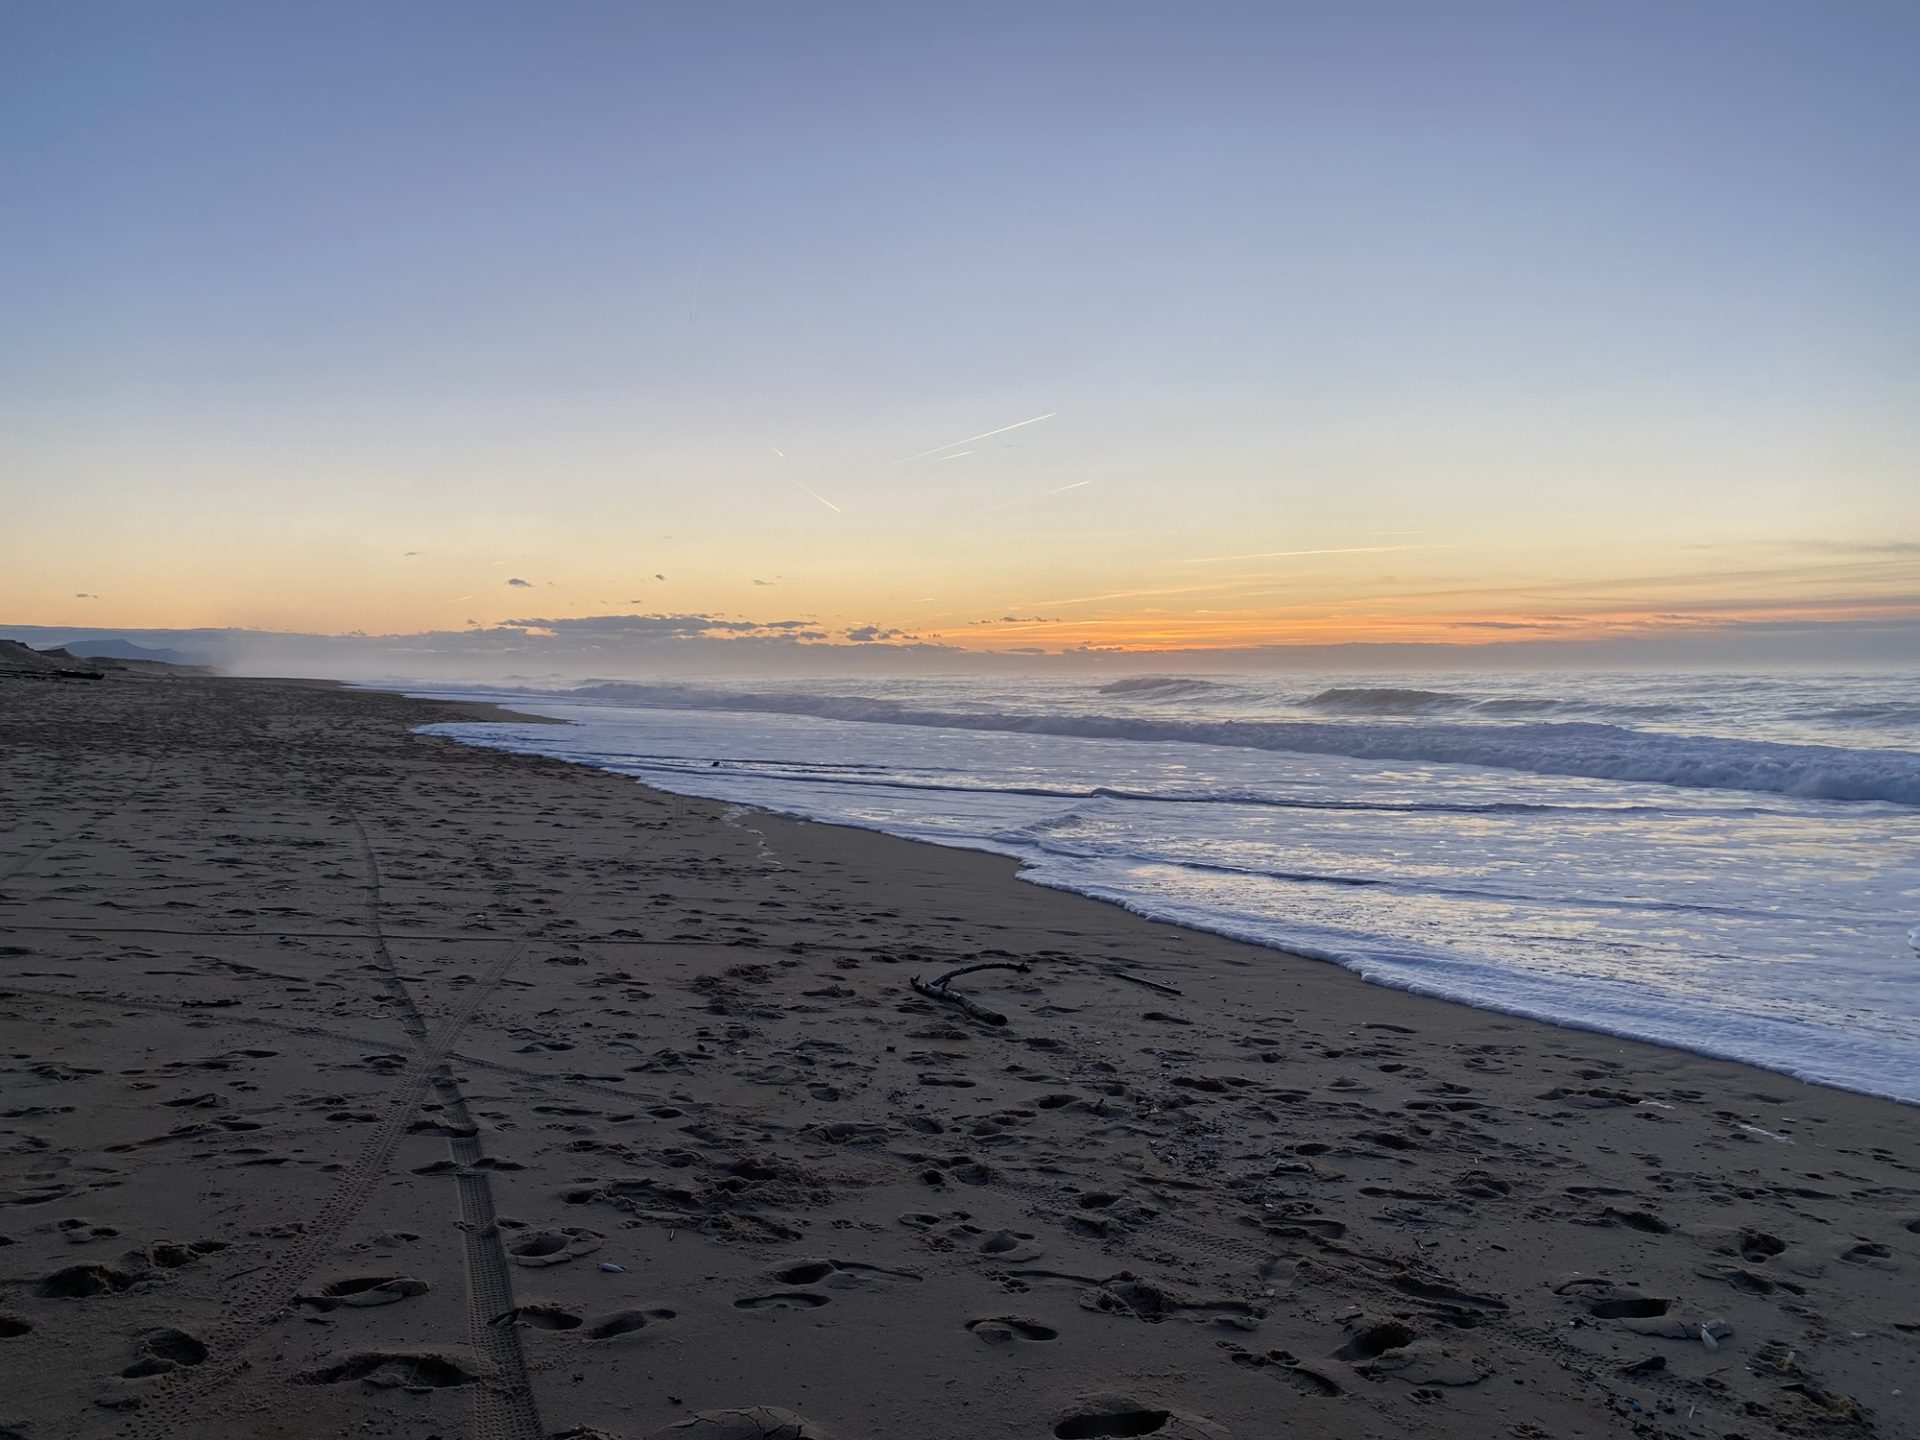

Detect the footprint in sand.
[
  {"left": 141, "top": 1239, "right": 229, "bottom": 1269},
  {"left": 36, "top": 1263, "right": 134, "bottom": 1298},
  {"left": 1586, "top": 1294, "right": 1670, "bottom": 1320},
  {"left": 1719, "top": 1228, "right": 1786, "bottom": 1262},
  {"left": 297, "top": 1351, "right": 475, "bottom": 1389},
  {"left": 121, "top": 1328, "right": 208, "bottom": 1378},
  {"left": 772, "top": 1258, "right": 922, "bottom": 1289},
  {"left": 732, "top": 1292, "right": 830, "bottom": 1310},
  {"left": 294, "top": 1276, "right": 429, "bottom": 1311},
  {"left": 1052, "top": 1395, "right": 1229, "bottom": 1438},
  {"left": 504, "top": 1226, "right": 603, "bottom": 1267},
  {"left": 966, "top": 1316, "right": 1058, "bottom": 1345},
  {"left": 966, "top": 1228, "right": 1044, "bottom": 1262},
  {"left": 1839, "top": 1240, "right": 1898, "bottom": 1271},
  {"left": 55, "top": 1218, "right": 120, "bottom": 1245},
  {"left": 1227, "top": 1347, "right": 1344, "bottom": 1397},
  {"left": 1079, "top": 1277, "right": 1264, "bottom": 1330},
  {"left": 586, "top": 1306, "right": 677, "bottom": 1339}
]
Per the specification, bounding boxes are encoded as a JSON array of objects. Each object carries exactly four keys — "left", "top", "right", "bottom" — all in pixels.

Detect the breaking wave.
[
  {"left": 1098, "top": 675, "right": 1231, "bottom": 699},
  {"left": 560, "top": 681, "right": 1920, "bottom": 807}
]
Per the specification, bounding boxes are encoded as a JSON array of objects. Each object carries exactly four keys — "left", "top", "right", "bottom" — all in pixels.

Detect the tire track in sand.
[{"left": 124, "top": 811, "right": 546, "bottom": 1440}]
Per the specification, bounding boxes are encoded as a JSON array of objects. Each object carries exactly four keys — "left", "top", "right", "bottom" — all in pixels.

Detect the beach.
[{"left": 1, "top": 671, "right": 1915, "bottom": 1440}]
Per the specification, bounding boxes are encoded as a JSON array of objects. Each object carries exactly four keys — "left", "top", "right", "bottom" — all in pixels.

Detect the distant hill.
[
  {"left": 0, "top": 639, "right": 102, "bottom": 678},
  {"left": 62, "top": 637, "right": 203, "bottom": 666}
]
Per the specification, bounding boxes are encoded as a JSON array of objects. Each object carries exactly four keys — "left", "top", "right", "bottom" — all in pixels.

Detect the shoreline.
[
  {"left": 1, "top": 671, "right": 1914, "bottom": 1439},
  {"left": 419, "top": 692, "right": 1920, "bottom": 1110}
]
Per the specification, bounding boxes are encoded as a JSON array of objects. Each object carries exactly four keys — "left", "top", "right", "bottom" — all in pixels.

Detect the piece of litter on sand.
[
  {"left": 1737, "top": 1122, "right": 1792, "bottom": 1142},
  {"left": 598, "top": 1262, "right": 625, "bottom": 1274},
  {"left": 1700, "top": 1323, "right": 1720, "bottom": 1351}
]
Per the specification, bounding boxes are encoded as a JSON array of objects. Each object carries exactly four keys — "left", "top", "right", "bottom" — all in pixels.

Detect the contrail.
[
  {"left": 984, "top": 479, "right": 1093, "bottom": 514},
  {"left": 931, "top": 450, "right": 973, "bottom": 463},
  {"left": 790, "top": 478, "right": 841, "bottom": 513},
  {"left": 770, "top": 445, "right": 786, "bottom": 458},
  {"left": 882, "top": 412, "right": 1056, "bottom": 468}
]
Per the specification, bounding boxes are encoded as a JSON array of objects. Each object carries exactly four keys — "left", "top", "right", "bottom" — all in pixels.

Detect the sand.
[{"left": 0, "top": 671, "right": 1915, "bottom": 1440}]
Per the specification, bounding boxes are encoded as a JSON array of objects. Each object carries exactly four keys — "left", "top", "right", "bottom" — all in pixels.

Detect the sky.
[{"left": 2, "top": 1, "right": 1916, "bottom": 672}]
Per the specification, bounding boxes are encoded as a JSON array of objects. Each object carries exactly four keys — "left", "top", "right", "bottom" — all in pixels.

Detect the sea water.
[{"left": 411, "top": 671, "right": 1920, "bottom": 1103}]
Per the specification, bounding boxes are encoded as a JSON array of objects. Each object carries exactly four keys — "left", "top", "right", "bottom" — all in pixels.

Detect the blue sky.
[{"left": 2, "top": 2, "right": 1915, "bottom": 661}]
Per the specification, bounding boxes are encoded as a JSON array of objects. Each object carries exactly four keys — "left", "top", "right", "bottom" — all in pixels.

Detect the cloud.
[
  {"left": 1688, "top": 538, "right": 1920, "bottom": 559},
  {"left": 74, "top": 592, "right": 97, "bottom": 599},
  {"left": 404, "top": 550, "right": 423, "bottom": 557},
  {"left": 752, "top": 579, "right": 774, "bottom": 587},
  {"left": 505, "top": 577, "right": 532, "bottom": 587}
]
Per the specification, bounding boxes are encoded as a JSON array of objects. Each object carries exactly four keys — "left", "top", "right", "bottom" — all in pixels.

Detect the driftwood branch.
[
  {"left": 910, "top": 960, "right": 1030, "bottom": 1027},
  {"left": 928, "top": 960, "right": 1030, "bottom": 990}
]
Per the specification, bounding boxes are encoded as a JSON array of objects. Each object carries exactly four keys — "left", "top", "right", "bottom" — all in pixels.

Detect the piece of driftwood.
[
  {"left": 909, "top": 960, "right": 1030, "bottom": 1027},
  {"left": 1111, "top": 969, "right": 1182, "bottom": 997}
]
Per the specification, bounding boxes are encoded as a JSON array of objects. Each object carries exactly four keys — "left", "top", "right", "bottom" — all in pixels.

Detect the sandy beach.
[{"left": 1, "top": 670, "right": 1914, "bottom": 1440}]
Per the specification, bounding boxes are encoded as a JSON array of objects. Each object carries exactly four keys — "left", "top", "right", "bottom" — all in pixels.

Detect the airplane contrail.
[
  {"left": 931, "top": 450, "right": 973, "bottom": 463},
  {"left": 770, "top": 445, "right": 786, "bottom": 458},
  {"left": 985, "top": 479, "right": 1094, "bottom": 513},
  {"left": 882, "top": 412, "right": 1056, "bottom": 468},
  {"left": 790, "top": 478, "right": 841, "bottom": 513}
]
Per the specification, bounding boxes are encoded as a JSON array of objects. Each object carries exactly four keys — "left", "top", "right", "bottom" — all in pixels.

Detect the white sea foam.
[
  {"left": 407, "top": 670, "right": 1920, "bottom": 1104},
  {"left": 545, "top": 679, "right": 1920, "bottom": 807}
]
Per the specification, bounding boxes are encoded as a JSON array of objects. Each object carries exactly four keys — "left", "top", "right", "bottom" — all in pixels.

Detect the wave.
[
  {"left": 1301, "top": 686, "right": 1469, "bottom": 715},
  {"left": 591, "top": 752, "right": 1674, "bottom": 817},
  {"left": 550, "top": 682, "right": 1920, "bottom": 807},
  {"left": 1301, "top": 686, "right": 1692, "bottom": 723},
  {"left": 1810, "top": 702, "right": 1920, "bottom": 727},
  {"left": 1097, "top": 675, "right": 1229, "bottom": 698}
]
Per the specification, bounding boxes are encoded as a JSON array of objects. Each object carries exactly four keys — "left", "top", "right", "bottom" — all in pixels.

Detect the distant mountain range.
[{"left": 59, "top": 637, "right": 203, "bottom": 666}]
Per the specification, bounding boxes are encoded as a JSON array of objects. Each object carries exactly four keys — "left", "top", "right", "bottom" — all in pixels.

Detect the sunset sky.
[{"left": 3, "top": 2, "right": 1916, "bottom": 667}]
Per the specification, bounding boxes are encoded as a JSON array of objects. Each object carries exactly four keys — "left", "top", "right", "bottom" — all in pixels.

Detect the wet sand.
[{"left": 0, "top": 671, "right": 1915, "bottom": 1440}]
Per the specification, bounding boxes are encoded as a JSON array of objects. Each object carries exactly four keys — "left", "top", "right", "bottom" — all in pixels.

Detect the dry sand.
[{"left": 0, "top": 671, "right": 1915, "bottom": 1440}]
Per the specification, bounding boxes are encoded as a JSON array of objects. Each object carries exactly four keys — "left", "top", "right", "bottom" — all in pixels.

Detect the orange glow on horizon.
[{"left": 919, "top": 597, "right": 1920, "bottom": 654}]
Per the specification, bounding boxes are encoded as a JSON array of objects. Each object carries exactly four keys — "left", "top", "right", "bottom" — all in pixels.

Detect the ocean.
[{"left": 411, "top": 670, "right": 1920, "bottom": 1104}]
